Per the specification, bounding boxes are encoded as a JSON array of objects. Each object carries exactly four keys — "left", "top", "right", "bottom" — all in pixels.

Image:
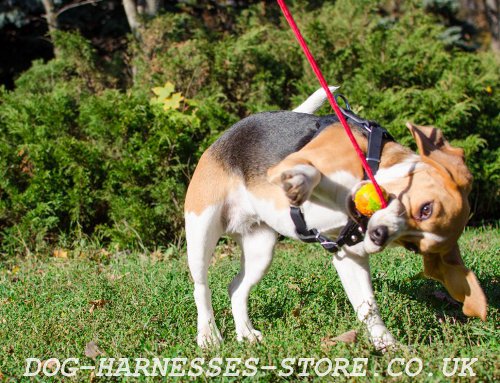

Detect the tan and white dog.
[{"left": 184, "top": 88, "right": 487, "bottom": 350}]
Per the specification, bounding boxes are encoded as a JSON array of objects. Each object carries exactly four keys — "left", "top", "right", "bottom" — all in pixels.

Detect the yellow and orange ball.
[{"left": 353, "top": 183, "right": 388, "bottom": 217}]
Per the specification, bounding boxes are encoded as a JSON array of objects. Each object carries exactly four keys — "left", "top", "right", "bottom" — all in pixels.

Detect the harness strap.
[
  {"left": 366, "top": 123, "right": 385, "bottom": 175},
  {"left": 290, "top": 207, "right": 365, "bottom": 253},
  {"left": 290, "top": 206, "right": 340, "bottom": 252}
]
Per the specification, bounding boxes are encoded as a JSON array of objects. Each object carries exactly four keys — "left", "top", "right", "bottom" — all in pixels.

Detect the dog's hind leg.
[
  {"left": 186, "top": 205, "right": 224, "bottom": 348},
  {"left": 229, "top": 224, "right": 277, "bottom": 343}
]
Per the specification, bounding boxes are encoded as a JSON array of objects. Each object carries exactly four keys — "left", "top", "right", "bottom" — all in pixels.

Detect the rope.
[{"left": 277, "top": 0, "right": 387, "bottom": 208}]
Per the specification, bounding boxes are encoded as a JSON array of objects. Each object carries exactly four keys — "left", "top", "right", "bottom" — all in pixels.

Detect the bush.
[
  {"left": 131, "top": 12, "right": 303, "bottom": 117},
  {"left": 0, "top": 36, "right": 231, "bottom": 256}
]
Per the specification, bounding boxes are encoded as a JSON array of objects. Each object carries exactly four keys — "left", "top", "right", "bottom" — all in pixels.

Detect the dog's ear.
[
  {"left": 406, "top": 122, "right": 473, "bottom": 193},
  {"left": 423, "top": 246, "right": 487, "bottom": 321}
]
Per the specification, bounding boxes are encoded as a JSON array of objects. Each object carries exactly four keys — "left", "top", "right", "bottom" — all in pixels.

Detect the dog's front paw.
[
  {"left": 236, "top": 328, "right": 263, "bottom": 344},
  {"left": 281, "top": 170, "right": 311, "bottom": 206},
  {"left": 197, "top": 324, "right": 223, "bottom": 349}
]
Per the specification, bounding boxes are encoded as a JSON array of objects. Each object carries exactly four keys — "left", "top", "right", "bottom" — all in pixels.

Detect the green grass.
[{"left": 0, "top": 227, "right": 499, "bottom": 382}]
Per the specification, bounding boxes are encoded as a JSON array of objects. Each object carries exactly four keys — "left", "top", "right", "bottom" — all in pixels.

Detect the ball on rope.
[{"left": 353, "top": 183, "right": 388, "bottom": 217}]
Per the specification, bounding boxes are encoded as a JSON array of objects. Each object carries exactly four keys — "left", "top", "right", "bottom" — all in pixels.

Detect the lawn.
[{"left": 0, "top": 227, "right": 498, "bottom": 382}]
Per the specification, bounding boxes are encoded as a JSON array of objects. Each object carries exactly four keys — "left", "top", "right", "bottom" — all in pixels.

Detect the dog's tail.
[{"left": 293, "top": 86, "right": 340, "bottom": 114}]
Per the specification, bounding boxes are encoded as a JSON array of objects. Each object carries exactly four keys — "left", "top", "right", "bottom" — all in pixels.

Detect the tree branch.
[{"left": 55, "top": 0, "right": 105, "bottom": 18}]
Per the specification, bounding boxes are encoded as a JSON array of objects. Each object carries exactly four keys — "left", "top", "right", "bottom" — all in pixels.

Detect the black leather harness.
[{"left": 290, "top": 95, "right": 394, "bottom": 253}]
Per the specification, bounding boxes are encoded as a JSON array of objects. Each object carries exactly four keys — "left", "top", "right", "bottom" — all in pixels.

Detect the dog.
[{"left": 184, "top": 87, "right": 487, "bottom": 350}]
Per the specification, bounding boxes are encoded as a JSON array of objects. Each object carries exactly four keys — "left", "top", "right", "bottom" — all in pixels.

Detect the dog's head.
[{"left": 353, "top": 122, "right": 487, "bottom": 320}]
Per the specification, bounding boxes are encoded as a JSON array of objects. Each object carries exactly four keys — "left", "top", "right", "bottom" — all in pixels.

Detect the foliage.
[
  {"left": 130, "top": 11, "right": 303, "bottom": 117},
  {"left": 0, "top": 33, "right": 230, "bottom": 256},
  {"left": 0, "top": 0, "right": 498, "bottom": 255},
  {"left": 150, "top": 81, "right": 185, "bottom": 110}
]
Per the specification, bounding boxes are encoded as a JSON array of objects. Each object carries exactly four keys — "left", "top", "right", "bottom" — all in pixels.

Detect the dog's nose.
[{"left": 369, "top": 226, "right": 389, "bottom": 246}]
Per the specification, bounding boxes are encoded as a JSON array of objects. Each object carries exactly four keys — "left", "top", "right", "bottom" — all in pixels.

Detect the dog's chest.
[{"left": 224, "top": 171, "right": 357, "bottom": 238}]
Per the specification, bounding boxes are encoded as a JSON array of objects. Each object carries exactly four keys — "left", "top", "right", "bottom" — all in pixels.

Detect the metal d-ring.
[
  {"left": 335, "top": 94, "right": 351, "bottom": 111},
  {"left": 335, "top": 94, "right": 373, "bottom": 132}
]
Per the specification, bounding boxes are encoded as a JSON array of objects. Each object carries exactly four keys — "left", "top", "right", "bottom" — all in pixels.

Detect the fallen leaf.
[
  {"left": 334, "top": 330, "right": 358, "bottom": 343},
  {"left": 89, "top": 299, "right": 110, "bottom": 314},
  {"left": 11, "top": 266, "right": 20, "bottom": 275},
  {"left": 53, "top": 249, "right": 68, "bottom": 259},
  {"left": 321, "top": 330, "right": 358, "bottom": 348},
  {"left": 157, "top": 339, "right": 168, "bottom": 349},
  {"left": 99, "top": 249, "right": 111, "bottom": 258},
  {"left": 41, "top": 359, "right": 58, "bottom": 372},
  {"left": 287, "top": 283, "right": 301, "bottom": 292},
  {"left": 213, "top": 243, "right": 235, "bottom": 262},
  {"left": 107, "top": 272, "right": 130, "bottom": 282},
  {"left": 85, "top": 341, "right": 103, "bottom": 361}
]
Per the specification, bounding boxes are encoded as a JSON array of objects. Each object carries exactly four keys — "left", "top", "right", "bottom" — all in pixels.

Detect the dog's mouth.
[
  {"left": 346, "top": 181, "right": 370, "bottom": 224},
  {"left": 345, "top": 182, "right": 371, "bottom": 236},
  {"left": 346, "top": 182, "right": 413, "bottom": 253},
  {"left": 398, "top": 240, "right": 420, "bottom": 253}
]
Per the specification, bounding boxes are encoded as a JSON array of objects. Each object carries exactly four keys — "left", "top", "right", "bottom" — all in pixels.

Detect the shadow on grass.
[{"left": 383, "top": 274, "right": 500, "bottom": 319}]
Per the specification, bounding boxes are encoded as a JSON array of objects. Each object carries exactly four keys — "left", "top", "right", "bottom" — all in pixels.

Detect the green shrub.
[
  {"left": 0, "top": 36, "right": 231, "bottom": 255},
  {"left": 131, "top": 12, "right": 303, "bottom": 117}
]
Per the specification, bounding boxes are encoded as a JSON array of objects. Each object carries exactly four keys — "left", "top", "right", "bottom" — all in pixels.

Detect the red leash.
[{"left": 277, "top": 0, "right": 387, "bottom": 208}]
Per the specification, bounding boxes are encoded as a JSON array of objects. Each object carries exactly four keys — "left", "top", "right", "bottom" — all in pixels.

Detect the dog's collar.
[{"left": 290, "top": 97, "right": 393, "bottom": 253}]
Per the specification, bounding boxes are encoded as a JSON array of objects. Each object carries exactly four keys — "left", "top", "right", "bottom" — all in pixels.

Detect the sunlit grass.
[{"left": 0, "top": 227, "right": 498, "bottom": 381}]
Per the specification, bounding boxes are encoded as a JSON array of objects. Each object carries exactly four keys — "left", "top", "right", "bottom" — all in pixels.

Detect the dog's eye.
[{"left": 418, "top": 202, "right": 433, "bottom": 221}]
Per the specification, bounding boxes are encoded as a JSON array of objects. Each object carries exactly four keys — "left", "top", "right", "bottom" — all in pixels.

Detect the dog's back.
[
  {"left": 210, "top": 111, "right": 324, "bottom": 184},
  {"left": 185, "top": 111, "right": 333, "bottom": 215}
]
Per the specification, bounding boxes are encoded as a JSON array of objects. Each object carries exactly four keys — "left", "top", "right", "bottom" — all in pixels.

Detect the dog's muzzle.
[{"left": 363, "top": 198, "right": 407, "bottom": 254}]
